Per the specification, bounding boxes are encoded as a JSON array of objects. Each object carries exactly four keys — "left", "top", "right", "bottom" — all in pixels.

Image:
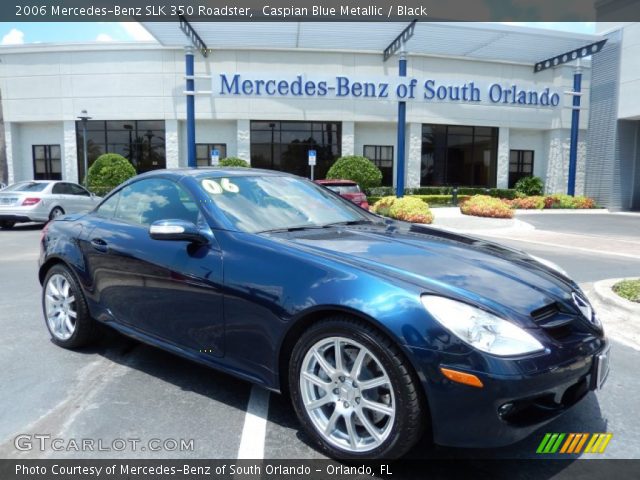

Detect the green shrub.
[
  {"left": 87, "top": 153, "right": 136, "bottom": 196},
  {"left": 367, "top": 196, "right": 381, "bottom": 205},
  {"left": 514, "top": 176, "right": 544, "bottom": 196},
  {"left": 612, "top": 279, "right": 640, "bottom": 303},
  {"left": 545, "top": 194, "right": 596, "bottom": 209},
  {"left": 371, "top": 196, "right": 434, "bottom": 224},
  {"left": 460, "top": 195, "right": 514, "bottom": 219},
  {"left": 218, "top": 157, "right": 249, "bottom": 167},
  {"left": 507, "top": 196, "right": 545, "bottom": 209},
  {"left": 327, "top": 155, "right": 382, "bottom": 190}
]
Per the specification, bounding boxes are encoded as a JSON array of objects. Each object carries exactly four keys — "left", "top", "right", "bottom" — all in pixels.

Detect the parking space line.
[
  {"left": 481, "top": 235, "right": 640, "bottom": 260},
  {"left": 237, "top": 386, "right": 270, "bottom": 459}
]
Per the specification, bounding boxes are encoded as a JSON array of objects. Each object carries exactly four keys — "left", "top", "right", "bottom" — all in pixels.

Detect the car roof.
[{"left": 135, "top": 167, "right": 298, "bottom": 181}]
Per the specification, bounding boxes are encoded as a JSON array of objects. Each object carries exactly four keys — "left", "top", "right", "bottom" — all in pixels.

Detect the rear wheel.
[
  {"left": 289, "top": 317, "right": 426, "bottom": 459},
  {"left": 49, "top": 207, "right": 64, "bottom": 221},
  {"left": 42, "top": 264, "right": 97, "bottom": 348},
  {"left": 0, "top": 220, "right": 15, "bottom": 229}
]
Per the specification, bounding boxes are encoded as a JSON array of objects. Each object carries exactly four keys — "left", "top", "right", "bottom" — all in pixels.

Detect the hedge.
[
  {"left": 367, "top": 186, "right": 518, "bottom": 199},
  {"left": 371, "top": 196, "right": 434, "bottom": 224},
  {"left": 218, "top": 157, "right": 249, "bottom": 167}
]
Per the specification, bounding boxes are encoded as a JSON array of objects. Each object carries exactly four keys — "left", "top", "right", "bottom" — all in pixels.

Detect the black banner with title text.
[{"left": 3, "top": 0, "right": 640, "bottom": 22}]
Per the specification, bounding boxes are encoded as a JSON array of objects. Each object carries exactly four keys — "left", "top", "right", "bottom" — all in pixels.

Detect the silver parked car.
[{"left": 0, "top": 180, "right": 101, "bottom": 229}]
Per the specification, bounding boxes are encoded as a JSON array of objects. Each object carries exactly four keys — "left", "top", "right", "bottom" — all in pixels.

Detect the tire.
[
  {"left": 0, "top": 220, "right": 15, "bottom": 230},
  {"left": 289, "top": 316, "right": 426, "bottom": 459},
  {"left": 49, "top": 207, "right": 64, "bottom": 221},
  {"left": 42, "top": 264, "right": 97, "bottom": 348}
]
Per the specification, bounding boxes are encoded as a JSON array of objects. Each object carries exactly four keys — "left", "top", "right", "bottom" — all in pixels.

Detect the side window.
[
  {"left": 113, "top": 178, "right": 199, "bottom": 227},
  {"left": 95, "top": 192, "right": 120, "bottom": 219},
  {"left": 52, "top": 183, "right": 68, "bottom": 194},
  {"left": 69, "top": 184, "right": 90, "bottom": 196}
]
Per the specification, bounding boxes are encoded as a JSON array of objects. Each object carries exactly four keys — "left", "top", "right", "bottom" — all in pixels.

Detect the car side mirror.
[{"left": 149, "top": 219, "right": 209, "bottom": 245}]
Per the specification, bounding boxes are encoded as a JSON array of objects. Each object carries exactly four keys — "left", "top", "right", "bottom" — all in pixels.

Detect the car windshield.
[
  {"left": 325, "top": 184, "right": 361, "bottom": 195},
  {"left": 3, "top": 182, "right": 49, "bottom": 192},
  {"left": 199, "top": 175, "right": 371, "bottom": 233}
]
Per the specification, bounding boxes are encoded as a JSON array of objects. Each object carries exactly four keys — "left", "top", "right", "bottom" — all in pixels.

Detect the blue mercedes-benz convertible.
[{"left": 38, "top": 168, "right": 609, "bottom": 459}]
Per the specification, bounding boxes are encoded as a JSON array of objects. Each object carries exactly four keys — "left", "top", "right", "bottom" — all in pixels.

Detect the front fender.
[{"left": 217, "top": 231, "right": 431, "bottom": 391}]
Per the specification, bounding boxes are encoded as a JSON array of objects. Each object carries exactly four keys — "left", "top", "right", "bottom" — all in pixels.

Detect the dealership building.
[{"left": 0, "top": 21, "right": 638, "bottom": 209}]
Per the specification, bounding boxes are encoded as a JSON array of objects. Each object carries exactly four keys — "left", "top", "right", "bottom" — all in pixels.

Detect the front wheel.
[
  {"left": 289, "top": 317, "right": 426, "bottom": 459},
  {"left": 0, "top": 220, "right": 15, "bottom": 229}
]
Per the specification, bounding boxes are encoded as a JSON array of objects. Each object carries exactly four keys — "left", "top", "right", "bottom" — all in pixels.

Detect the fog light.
[{"left": 498, "top": 402, "right": 514, "bottom": 417}]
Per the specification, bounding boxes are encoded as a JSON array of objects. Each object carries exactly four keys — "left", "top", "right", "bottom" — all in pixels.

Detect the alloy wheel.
[
  {"left": 299, "top": 336, "right": 396, "bottom": 453},
  {"left": 44, "top": 273, "right": 77, "bottom": 340}
]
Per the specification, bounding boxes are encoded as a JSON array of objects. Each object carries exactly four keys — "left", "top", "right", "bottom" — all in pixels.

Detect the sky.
[{"left": 0, "top": 22, "right": 596, "bottom": 46}]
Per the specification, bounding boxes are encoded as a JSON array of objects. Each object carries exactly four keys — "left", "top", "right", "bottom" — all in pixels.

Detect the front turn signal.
[{"left": 440, "top": 367, "right": 484, "bottom": 388}]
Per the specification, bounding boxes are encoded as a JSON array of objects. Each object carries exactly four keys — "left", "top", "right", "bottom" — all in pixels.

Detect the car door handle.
[{"left": 90, "top": 238, "right": 108, "bottom": 252}]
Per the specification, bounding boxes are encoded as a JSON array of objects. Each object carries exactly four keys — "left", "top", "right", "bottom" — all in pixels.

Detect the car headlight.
[
  {"left": 421, "top": 295, "right": 545, "bottom": 356},
  {"left": 529, "top": 255, "right": 569, "bottom": 277}
]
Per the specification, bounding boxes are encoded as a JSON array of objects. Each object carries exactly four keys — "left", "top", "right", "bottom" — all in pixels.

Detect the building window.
[
  {"left": 76, "top": 120, "right": 166, "bottom": 182},
  {"left": 509, "top": 150, "right": 534, "bottom": 188},
  {"left": 421, "top": 124, "right": 498, "bottom": 187},
  {"left": 363, "top": 145, "right": 394, "bottom": 186},
  {"left": 250, "top": 121, "right": 341, "bottom": 179},
  {"left": 196, "top": 143, "right": 227, "bottom": 167},
  {"left": 33, "top": 145, "right": 61, "bottom": 180}
]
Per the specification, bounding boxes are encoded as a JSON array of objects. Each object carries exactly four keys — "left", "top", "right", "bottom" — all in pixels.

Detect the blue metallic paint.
[{"left": 39, "top": 169, "right": 607, "bottom": 448}]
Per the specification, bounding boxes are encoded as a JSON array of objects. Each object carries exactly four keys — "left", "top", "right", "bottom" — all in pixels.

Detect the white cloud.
[
  {"left": 118, "top": 22, "right": 155, "bottom": 41},
  {"left": 95, "top": 33, "right": 113, "bottom": 42},
  {"left": 1, "top": 28, "right": 25, "bottom": 45}
]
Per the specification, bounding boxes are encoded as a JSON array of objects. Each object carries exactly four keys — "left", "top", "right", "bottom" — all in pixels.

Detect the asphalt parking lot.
[{"left": 0, "top": 214, "right": 639, "bottom": 466}]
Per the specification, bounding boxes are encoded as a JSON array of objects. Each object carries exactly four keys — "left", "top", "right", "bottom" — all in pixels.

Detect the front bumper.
[{"left": 411, "top": 338, "right": 608, "bottom": 448}]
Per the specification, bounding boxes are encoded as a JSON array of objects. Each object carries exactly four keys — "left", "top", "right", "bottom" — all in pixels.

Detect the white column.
[
  {"left": 341, "top": 121, "right": 354, "bottom": 156},
  {"left": 62, "top": 120, "right": 79, "bottom": 182},
  {"left": 574, "top": 136, "right": 587, "bottom": 196},
  {"left": 165, "top": 119, "right": 179, "bottom": 169},
  {"left": 406, "top": 123, "right": 422, "bottom": 189},
  {"left": 4, "top": 122, "right": 15, "bottom": 184},
  {"left": 545, "top": 129, "right": 569, "bottom": 194},
  {"left": 237, "top": 119, "right": 250, "bottom": 163},
  {"left": 496, "top": 127, "right": 510, "bottom": 189}
]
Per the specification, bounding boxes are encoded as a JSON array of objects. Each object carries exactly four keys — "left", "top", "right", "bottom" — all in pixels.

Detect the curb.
[
  {"left": 583, "top": 279, "right": 640, "bottom": 351},
  {"left": 515, "top": 209, "right": 610, "bottom": 215},
  {"left": 592, "top": 278, "right": 640, "bottom": 315}
]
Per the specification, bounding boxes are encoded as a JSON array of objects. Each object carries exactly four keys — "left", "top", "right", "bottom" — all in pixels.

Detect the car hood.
[{"left": 269, "top": 223, "right": 578, "bottom": 325}]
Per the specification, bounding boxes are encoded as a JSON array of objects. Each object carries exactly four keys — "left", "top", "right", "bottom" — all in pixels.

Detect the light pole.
[
  {"left": 145, "top": 130, "right": 154, "bottom": 171},
  {"left": 269, "top": 122, "right": 276, "bottom": 169},
  {"left": 77, "top": 110, "right": 91, "bottom": 185},
  {"left": 123, "top": 124, "right": 133, "bottom": 166}
]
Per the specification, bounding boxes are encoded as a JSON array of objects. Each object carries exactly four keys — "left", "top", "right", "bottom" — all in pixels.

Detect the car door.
[
  {"left": 67, "top": 183, "right": 98, "bottom": 212},
  {"left": 50, "top": 182, "right": 70, "bottom": 211},
  {"left": 83, "top": 177, "right": 225, "bottom": 356}
]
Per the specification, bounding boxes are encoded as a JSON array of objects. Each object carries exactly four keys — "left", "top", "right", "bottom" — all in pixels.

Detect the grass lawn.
[{"left": 612, "top": 279, "right": 640, "bottom": 303}]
